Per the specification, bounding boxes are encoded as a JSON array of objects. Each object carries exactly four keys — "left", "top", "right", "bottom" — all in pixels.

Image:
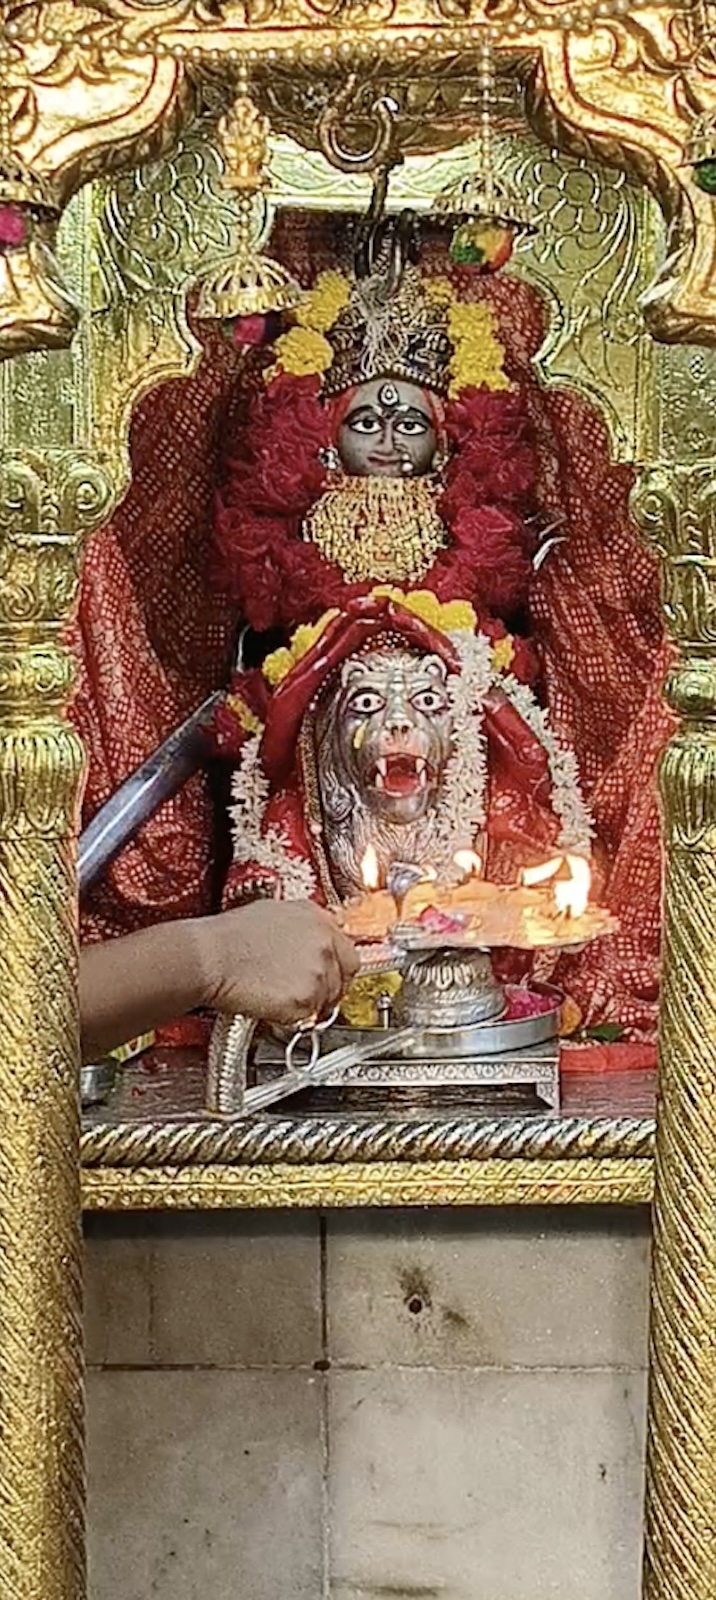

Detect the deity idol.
[
  {"left": 211, "top": 239, "right": 593, "bottom": 914},
  {"left": 73, "top": 206, "right": 671, "bottom": 1037}
]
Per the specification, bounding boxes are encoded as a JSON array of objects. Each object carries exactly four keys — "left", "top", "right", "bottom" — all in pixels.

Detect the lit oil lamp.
[
  {"left": 554, "top": 855, "right": 591, "bottom": 921},
  {"left": 453, "top": 848, "right": 483, "bottom": 882},
  {"left": 361, "top": 843, "right": 380, "bottom": 891},
  {"left": 520, "top": 856, "right": 563, "bottom": 889}
]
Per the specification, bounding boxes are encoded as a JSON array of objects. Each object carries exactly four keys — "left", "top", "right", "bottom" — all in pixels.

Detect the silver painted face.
[
  {"left": 336, "top": 377, "right": 438, "bottom": 479},
  {"left": 313, "top": 645, "right": 455, "bottom": 898}
]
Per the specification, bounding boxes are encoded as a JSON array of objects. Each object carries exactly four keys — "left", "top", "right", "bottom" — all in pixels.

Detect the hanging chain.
[{"left": 477, "top": 37, "right": 496, "bottom": 212}]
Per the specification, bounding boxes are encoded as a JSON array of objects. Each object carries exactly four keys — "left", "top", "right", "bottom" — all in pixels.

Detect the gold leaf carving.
[
  {"left": 0, "top": 6, "right": 712, "bottom": 349},
  {"left": 633, "top": 462, "right": 716, "bottom": 654},
  {"left": 80, "top": 1156, "right": 654, "bottom": 1210}
]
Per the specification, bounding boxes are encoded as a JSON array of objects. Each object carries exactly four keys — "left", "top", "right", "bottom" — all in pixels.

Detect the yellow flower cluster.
[
  {"left": 424, "top": 278, "right": 510, "bottom": 393},
  {"left": 295, "top": 270, "right": 350, "bottom": 334},
  {"left": 447, "top": 300, "right": 510, "bottom": 398},
  {"left": 267, "top": 264, "right": 511, "bottom": 398},
  {"left": 262, "top": 609, "right": 340, "bottom": 687},
  {"left": 373, "top": 586, "right": 477, "bottom": 638},
  {"left": 270, "top": 326, "right": 334, "bottom": 380},
  {"left": 261, "top": 589, "right": 478, "bottom": 692},
  {"left": 491, "top": 635, "right": 515, "bottom": 673},
  {"left": 226, "top": 694, "right": 263, "bottom": 735},
  {"left": 270, "top": 271, "right": 350, "bottom": 382}
]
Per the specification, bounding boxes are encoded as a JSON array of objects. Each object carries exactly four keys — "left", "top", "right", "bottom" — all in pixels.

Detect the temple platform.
[{"left": 81, "top": 1051, "right": 656, "bottom": 1210}]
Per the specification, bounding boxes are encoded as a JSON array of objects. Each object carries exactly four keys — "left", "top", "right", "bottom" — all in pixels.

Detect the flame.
[
  {"left": 554, "top": 855, "right": 591, "bottom": 919},
  {"left": 361, "top": 845, "right": 380, "bottom": 891},
  {"left": 453, "top": 849, "right": 483, "bottom": 880},
  {"left": 521, "top": 856, "right": 563, "bottom": 888}
]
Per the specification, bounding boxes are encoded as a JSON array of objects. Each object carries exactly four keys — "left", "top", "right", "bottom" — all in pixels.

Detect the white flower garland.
[
  {"left": 498, "top": 673, "right": 594, "bottom": 856},
  {"left": 428, "top": 629, "right": 492, "bottom": 872},
  {"left": 228, "top": 635, "right": 593, "bottom": 899},
  {"left": 229, "top": 735, "right": 317, "bottom": 901}
]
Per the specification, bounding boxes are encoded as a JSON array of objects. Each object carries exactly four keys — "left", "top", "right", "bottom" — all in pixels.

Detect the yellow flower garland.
[
  {"left": 262, "top": 590, "right": 479, "bottom": 689},
  {"left": 446, "top": 300, "right": 511, "bottom": 397},
  {"left": 271, "top": 271, "right": 350, "bottom": 380},
  {"left": 270, "top": 326, "right": 334, "bottom": 380},
  {"left": 295, "top": 270, "right": 350, "bottom": 334},
  {"left": 262, "top": 609, "right": 340, "bottom": 687},
  {"left": 372, "top": 586, "right": 477, "bottom": 637},
  {"left": 226, "top": 694, "right": 263, "bottom": 735},
  {"left": 491, "top": 635, "right": 515, "bottom": 673},
  {"left": 267, "top": 268, "right": 511, "bottom": 396}
]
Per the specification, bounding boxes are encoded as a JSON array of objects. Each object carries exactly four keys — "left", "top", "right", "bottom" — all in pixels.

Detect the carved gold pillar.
[
  {"left": 635, "top": 464, "right": 716, "bottom": 1600},
  {"left": 0, "top": 454, "right": 88, "bottom": 1599}
]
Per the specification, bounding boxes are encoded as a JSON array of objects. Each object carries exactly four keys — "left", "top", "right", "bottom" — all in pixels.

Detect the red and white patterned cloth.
[{"left": 71, "top": 216, "right": 672, "bottom": 1039}]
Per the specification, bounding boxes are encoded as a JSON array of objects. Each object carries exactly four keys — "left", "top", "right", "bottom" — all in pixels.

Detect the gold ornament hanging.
[
  {"left": 304, "top": 476, "right": 449, "bottom": 587},
  {"left": 195, "top": 68, "right": 301, "bottom": 327},
  {"left": 0, "top": 32, "right": 79, "bottom": 357},
  {"left": 433, "top": 39, "right": 534, "bottom": 273},
  {"left": 683, "top": 109, "right": 716, "bottom": 196}
]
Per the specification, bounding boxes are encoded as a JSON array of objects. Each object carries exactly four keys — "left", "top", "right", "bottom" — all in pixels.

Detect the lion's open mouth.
[{"left": 370, "top": 754, "right": 431, "bottom": 798}]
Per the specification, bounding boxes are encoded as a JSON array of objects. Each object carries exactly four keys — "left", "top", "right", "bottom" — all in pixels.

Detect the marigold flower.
[
  {"left": 491, "top": 635, "right": 516, "bottom": 673},
  {"left": 262, "top": 647, "right": 294, "bottom": 686},
  {"left": 440, "top": 600, "right": 478, "bottom": 635},
  {"left": 273, "top": 326, "right": 334, "bottom": 379},
  {"left": 226, "top": 695, "right": 263, "bottom": 735},
  {"left": 447, "top": 302, "right": 511, "bottom": 397},
  {"left": 295, "top": 270, "right": 350, "bottom": 334}
]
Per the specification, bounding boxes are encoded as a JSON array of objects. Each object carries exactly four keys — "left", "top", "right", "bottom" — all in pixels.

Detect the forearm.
[{"left": 79, "top": 919, "right": 209, "bottom": 1062}]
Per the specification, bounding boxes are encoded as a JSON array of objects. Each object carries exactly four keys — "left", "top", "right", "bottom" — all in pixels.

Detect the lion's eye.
[
  {"left": 349, "top": 691, "right": 385, "bottom": 715},
  {"left": 412, "top": 689, "right": 446, "bottom": 714}
]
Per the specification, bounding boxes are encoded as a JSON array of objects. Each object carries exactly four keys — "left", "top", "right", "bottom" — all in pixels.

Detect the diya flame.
[{"left": 523, "top": 855, "right": 591, "bottom": 918}]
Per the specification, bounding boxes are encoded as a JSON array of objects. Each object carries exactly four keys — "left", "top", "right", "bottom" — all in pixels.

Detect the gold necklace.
[{"left": 304, "top": 474, "right": 448, "bottom": 587}]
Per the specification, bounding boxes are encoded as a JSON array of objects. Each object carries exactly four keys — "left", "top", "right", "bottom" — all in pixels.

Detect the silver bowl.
[{"left": 327, "top": 983, "right": 563, "bottom": 1059}]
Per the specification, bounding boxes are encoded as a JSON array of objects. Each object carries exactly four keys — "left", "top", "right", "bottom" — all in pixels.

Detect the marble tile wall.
[{"left": 84, "top": 1206, "right": 650, "bottom": 1600}]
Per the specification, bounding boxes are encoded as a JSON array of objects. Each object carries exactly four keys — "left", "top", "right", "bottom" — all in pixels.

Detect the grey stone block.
[
  {"left": 326, "top": 1208, "right": 650, "bottom": 1371},
  {"left": 87, "top": 1368, "right": 325, "bottom": 1600}
]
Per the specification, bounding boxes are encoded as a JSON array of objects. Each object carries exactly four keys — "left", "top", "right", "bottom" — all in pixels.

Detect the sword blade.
[{"left": 78, "top": 691, "right": 223, "bottom": 896}]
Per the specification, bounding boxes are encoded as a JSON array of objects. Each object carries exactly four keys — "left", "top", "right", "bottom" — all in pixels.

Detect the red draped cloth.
[
  {"left": 73, "top": 323, "right": 238, "bottom": 941},
  {"left": 71, "top": 213, "right": 673, "bottom": 1036}
]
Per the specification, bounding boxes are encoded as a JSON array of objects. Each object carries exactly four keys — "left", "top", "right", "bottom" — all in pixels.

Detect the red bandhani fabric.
[
  {"left": 70, "top": 212, "right": 671, "bottom": 1042},
  {"left": 72, "top": 320, "right": 239, "bottom": 942}
]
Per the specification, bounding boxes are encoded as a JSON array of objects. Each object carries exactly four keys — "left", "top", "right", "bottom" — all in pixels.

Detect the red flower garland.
[{"left": 213, "top": 370, "right": 539, "bottom": 642}]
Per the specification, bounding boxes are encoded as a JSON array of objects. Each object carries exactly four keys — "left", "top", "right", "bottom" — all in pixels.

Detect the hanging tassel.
[{"left": 194, "top": 66, "right": 301, "bottom": 337}]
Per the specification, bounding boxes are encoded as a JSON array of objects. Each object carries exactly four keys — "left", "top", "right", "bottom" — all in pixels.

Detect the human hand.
[{"left": 197, "top": 901, "right": 360, "bottom": 1026}]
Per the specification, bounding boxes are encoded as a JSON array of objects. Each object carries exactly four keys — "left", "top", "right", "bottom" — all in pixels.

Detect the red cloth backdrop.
[{"left": 71, "top": 211, "right": 674, "bottom": 1034}]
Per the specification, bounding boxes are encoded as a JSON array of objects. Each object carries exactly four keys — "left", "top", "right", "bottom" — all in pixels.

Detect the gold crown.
[
  {"left": 322, "top": 263, "right": 453, "bottom": 399},
  {"left": 268, "top": 260, "right": 511, "bottom": 398}
]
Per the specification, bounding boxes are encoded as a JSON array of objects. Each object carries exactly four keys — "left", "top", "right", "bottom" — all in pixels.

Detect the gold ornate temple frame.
[{"left": 3, "top": 2, "right": 716, "bottom": 1598}]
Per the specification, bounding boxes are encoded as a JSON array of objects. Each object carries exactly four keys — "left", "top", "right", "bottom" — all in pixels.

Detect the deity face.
[
  {"left": 336, "top": 378, "right": 437, "bottom": 479},
  {"left": 317, "top": 647, "right": 454, "bottom": 831}
]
